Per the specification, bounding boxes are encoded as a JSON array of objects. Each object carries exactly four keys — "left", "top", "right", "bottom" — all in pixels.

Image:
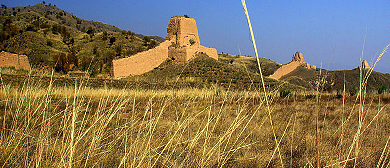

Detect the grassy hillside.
[
  {"left": 132, "top": 54, "right": 301, "bottom": 91},
  {"left": 328, "top": 68, "right": 390, "bottom": 93},
  {"left": 0, "top": 4, "right": 121, "bottom": 33},
  {"left": 0, "top": 4, "right": 162, "bottom": 75},
  {"left": 279, "top": 65, "right": 390, "bottom": 93},
  {"left": 279, "top": 66, "right": 321, "bottom": 90},
  {"left": 218, "top": 53, "right": 281, "bottom": 76}
]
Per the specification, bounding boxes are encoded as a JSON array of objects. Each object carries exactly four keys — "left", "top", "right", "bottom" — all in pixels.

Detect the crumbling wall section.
[
  {"left": 168, "top": 45, "right": 218, "bottom": 63},
  {"left": 0, "top": 51, "right": 31, "bottom": 71}
]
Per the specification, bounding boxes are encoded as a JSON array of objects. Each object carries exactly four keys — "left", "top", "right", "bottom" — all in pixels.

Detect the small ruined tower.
[
  {"left": 166, "top": 16, "right": 218, "bottom": 63},
  {"left": 292, "top": 51, "right": 304, "bottom": 63},
  {"left": 361, "top": 60, "right": 370, "bottom": 70},
  {"left": 167, "top": 16, "right": 200, "bottom": 46}
]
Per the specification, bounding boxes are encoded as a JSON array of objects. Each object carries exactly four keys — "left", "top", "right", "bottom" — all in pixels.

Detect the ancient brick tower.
[
  {"left": 167, "top": 16, "right": 200, "bottom": 47},
  {"left": 166, "top": 16, "right": 218, "bottom": 63},
  {"left": 112, "top": 16, "right": 218, "bottom": 78}
]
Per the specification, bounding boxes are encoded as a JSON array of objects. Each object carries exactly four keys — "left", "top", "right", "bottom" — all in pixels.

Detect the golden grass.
[
  {"left": 0, "top": 2, "right": 389, "bottom": 167},
  {"left": 1, "top": 74, "right": 390, "bottom": 167}
]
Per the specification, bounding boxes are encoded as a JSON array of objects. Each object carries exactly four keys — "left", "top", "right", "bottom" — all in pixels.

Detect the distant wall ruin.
[
  {"left": 112, "top": 16, "right": 218, "bottom": 78},
  {"left": 361, "top": 60, "right": 370, "bottom": 70},
  {"left": 0, "top": 51, "right": 31, "bottom": 71},
  {"left": 269, "top": 52, "right": 315, "bottom": 80}
]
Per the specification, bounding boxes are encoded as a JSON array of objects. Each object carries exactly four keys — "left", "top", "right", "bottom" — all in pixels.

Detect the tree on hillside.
[
  {"left": 51, "top": 24, "right": 60, "bottom": 34},
  {"left": 53, "top": 53, "right": 70, "bottom": 74},
  {"left": 143, "top": 36, "right": 150, "bottom": 46},
  {"left": 0, "top": 31, "right": 6, "bottom": 42},
  {"left": 148, "top": 40, "right": 157, "bottom": 49},
  {"left": 42, "top": 1, "right": 46, "bottom": 5},
  {"left": 109, "top": 37, "right": 115, "bottom": 45},
  {"left": 115, "top": 45, "right": 122, "bottom": 56},
  {"left": 86, "top": 27, "right": 95, "bottom": 38},
  {"left": 102, "top": 31, "right": 108, "bottom": 41}
]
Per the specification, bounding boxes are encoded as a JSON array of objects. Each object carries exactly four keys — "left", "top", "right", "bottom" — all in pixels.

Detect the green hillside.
[
  {"left": 279, "top": 65, "right": 390, "bottom": 93},
  {"left": 0, "top": 4, "right": 161, "bottom": 76},
  {"left": 328, "top": 68, "right": 390, "bottom": 93},
  {"left": 218, "top": 53, "right": 281, "bottom": 76}
]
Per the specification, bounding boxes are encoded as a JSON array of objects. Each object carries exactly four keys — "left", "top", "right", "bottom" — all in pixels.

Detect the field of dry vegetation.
[
  {"left": 1, "top": 73, "right": 390, "bottom": 167},
  {"left": 0, "top": 1, "right": 389, "bottom": 167}
]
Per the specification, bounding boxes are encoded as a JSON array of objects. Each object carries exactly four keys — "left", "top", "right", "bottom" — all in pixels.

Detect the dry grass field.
[
  {"left": 1, "top": 2, "right": 390, "bottom": 167},
  {"left": 1, "top": 74, "right": 390, "bottom": 167}
]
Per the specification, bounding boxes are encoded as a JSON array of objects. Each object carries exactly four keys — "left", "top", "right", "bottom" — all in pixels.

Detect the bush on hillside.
[
  {"left": 378, "top": 85, "right": 388, "bottom": 94},
  {"left": 280, "top": 89, "right": 292, "bottom": 98}
]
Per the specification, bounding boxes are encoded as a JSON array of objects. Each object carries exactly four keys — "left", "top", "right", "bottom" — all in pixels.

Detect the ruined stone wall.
[
  {"left": 269, "top": 61, "right": 301, "bottom": 80},
  {"left": 112, "top": 16, "right": 218, "bottom": 78},
  {"left": 112, "top": 41, "right": 171, "bottom": 78},
  {"left": 269, "top": 52, "right": 315, "bottom": 80},
  {"left": 196, "top": 46, "right": 218, "bottom": 60},
  {"left": 167, "top": 16, "right": 200, "bottom": 46},
  {"left": 0, "top": 51, "right": 31, "bottom": 70}
]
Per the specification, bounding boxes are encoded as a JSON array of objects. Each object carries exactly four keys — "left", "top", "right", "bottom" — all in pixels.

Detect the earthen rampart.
[
  {"left": 361, "top": 60, "right": 370, "bottom": 70},
  {"left": 112, "top": 40, "right": 171, "bottom": 78},
  {"left": 0, "top": 51, "right": 31, "bottom": 71}
]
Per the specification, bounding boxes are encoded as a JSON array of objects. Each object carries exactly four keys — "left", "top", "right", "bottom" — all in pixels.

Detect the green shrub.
[
  {"left": 109, "top": 37, "right": 115, "bottom": 45},
  {"left": 378, "top": 85, "right": 388, "bottom": 94},
  {"left": 189, "top": 39, "right": 196, "bottom": 45},
  {"left": 350, "top": 86, "right": 358, "bottom": 96},
  {"left": 280, "top": 89, "right": 291, "bottom": 98},
  {"left": 46, "top": 40, "right": 52, "bottom": 46}
]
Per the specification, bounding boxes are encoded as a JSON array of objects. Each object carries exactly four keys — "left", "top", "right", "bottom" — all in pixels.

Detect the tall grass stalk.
[{"left": 241, "top": 0, "right": 283, "bottom": 166}]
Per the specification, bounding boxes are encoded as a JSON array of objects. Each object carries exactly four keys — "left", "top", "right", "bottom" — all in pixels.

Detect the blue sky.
[{"left": 3, "top": 0, "right": 390, "bottom": 73}]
